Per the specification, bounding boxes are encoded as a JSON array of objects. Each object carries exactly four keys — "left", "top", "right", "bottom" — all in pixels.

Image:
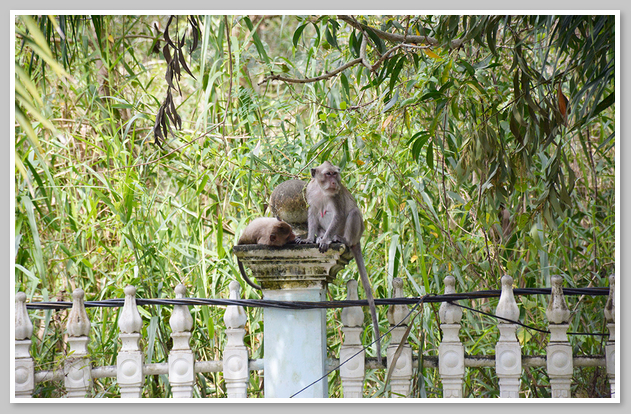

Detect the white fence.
[{"left": 14, "top": 274, "right": 616, "bottom": 398}]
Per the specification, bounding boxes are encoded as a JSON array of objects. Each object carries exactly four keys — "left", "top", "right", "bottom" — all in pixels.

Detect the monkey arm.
[
  {"left": 305, "top": 205, "right": 319, "bottom": 244},
  {"left": 317, "top": 211, "right": 347, "bottom": 252}
]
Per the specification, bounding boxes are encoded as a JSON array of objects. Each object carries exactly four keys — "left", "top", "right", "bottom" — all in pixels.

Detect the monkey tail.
[
  {"left": 350, "top": 244, "right": 382, "bottom": 364},
  {"left": 238, "top": 259, "right": 262, "bottom": 290}
]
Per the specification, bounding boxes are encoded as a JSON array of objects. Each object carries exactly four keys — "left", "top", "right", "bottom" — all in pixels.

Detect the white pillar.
[
  {"left": 64, "top": 289, "right": 92, "bottom": 398},
  {"left": 117, "top": 285, "right": 144, "bottom": 397},
  {"left": 546, "top": 275, "right": 572, "bottom": 398},
  {"left": 438, "top": 275, "right": 464, "bottom": 398},
  {"left": 495, "top": 275, "right": 521, "bottom": 398},
  {"left": 340, "top": 280, "right": 365, "bottom": 398},
  {"left": 223, "top": 281, "right": 249, "bottom": 398},
  {"left": 15, "top": 292, "right": 35, "bottom": 398},
  {"left": 604, "top": 274, "right": 615, "bottom": 397},
  {"left": 233, "top": 243, "right": 349, "bottom": 398},
  {"left": 386, "top": 278, "right": 412, "bottom": 398},
  {"left": 264, "top": 286, "right": 328, "bottom": 398},
  {"left": 168, "top": 284, "right": 195, "bottom": 398}
]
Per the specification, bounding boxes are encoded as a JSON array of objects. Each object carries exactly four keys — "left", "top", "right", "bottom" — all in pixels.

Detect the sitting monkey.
[{"left": 304, "top": 161, "right": 382, "bottom": 363}]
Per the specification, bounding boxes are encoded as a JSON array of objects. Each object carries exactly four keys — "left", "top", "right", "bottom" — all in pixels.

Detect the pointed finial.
[
  {"left": 224, "top": 281, "right": 247, "bottom": 329},
  {"left": 118, "top": 285, "right": 142, "bottom": 334},
  {"left": 439, "top": 275, "right": 463, "bottom": 324},
  {"left": 604, "top": 274, "right": 615, "bottom": 323},
  {"left": 170, "top": 284, "right": 194, "bottom": 333},
  {"left": 546, "top": 275, "right": 570, "bottom": 324},
  {"left": 15, "top": 292, "right": 33, "bottom": 340},
  {"left": 67, "top": 289, "right": 91, "bottom": 337},
  {"left": 341, "top": 280, "right": 365, "bottom": 327},
  {"left": 496, "top": 275, "right": 519, "bottom": 322},
  {"left": 387, "top": 278, "right": 410, "bottom": 326}
]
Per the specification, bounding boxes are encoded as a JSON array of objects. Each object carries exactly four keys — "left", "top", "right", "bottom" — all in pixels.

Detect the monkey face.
[
  {"left": 312, "top": 161, "right": 342, "bottom": 194},
  {"left": 268, "top": 222, "right": 296, "bottom": 246}
]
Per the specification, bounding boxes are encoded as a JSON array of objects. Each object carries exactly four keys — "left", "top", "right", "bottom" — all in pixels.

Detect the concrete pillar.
[{"left": 233, "top": 243, "right": 351, "bottom": 398}]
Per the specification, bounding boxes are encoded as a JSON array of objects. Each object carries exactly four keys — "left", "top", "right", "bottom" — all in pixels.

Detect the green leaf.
[
  {"left": 365, "top": 27, "right": 386, "bottom": 54},
  {"left": 324, "top": 25, "right": 339, "bottom": 50},
  {"left": 22, "top": 196, "right": 47, "bottom": 289},
  {"left": 243, "top": 16, "right": 269, "bottom": 64},
  {"left": 388, "top": 54, "right": 406, "bottom": 93},
  {"left": 387, "top": 234, "right": 400, "bottom": 285},
  {"left": 408, "top": 131, "right": 431, "bottom": 161},
  {"left": 292, "top": 23, "right": 308, "bottom": 47},
  {"left": 457, "top": 59, "right": 476, "bottom": 77},
  {"left": 383, "top": 89, "right": 399, "bottom": 112},
  {"left": 426, "top": 139, "right": 435, "bottom": 170}
]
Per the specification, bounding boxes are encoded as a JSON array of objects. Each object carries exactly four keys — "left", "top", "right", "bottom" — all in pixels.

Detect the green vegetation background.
[{"left": 13, "top": 15, "right": 615, "bottom": 397}]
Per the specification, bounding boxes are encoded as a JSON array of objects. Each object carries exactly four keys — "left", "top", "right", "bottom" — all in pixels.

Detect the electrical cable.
[
  {"left": 289, "top": 294, "right": 430, "bottom": 398},
  {"left": 20, "top": 286, "right": 610, "bottom": 397},
  {"left": 23, "top": 286, "right": 609, "bottom": 310}
]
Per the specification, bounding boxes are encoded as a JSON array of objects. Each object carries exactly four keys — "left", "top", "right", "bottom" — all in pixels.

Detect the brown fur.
[
  {"left": 238, "top": 217, "right": 296, "bottom": 246},
  {"left": 304, "top": 161, "right": 382, "bottom": 363},
  {"left": 236, "top": 218, "right": 296, "bottom": 290}
]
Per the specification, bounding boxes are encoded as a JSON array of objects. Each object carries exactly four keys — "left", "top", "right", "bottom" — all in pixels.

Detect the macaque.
[
  {"left": 238, "top": 217, "right": 296, "bottom": 246},
  {"left": 269, "top": 179, "right": 309, "bottom": 238},
  {"left": 237, "top": 217, "right": 296, "bottom": 289},
  {"left": 304, "top": 161, "right": 382, "bottom": 363}
]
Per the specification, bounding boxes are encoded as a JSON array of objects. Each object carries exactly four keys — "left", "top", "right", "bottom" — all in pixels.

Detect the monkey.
[
  {"left": 238, "top": 217, "right": 296, "bottom": 246},
  {"left": 303, "top": 161, "right": 382, "bottom": 363},
  {"left": 269, "top": 179, "right": 309, "bottom": 238},
  {"left": 236, "top": 217, "right": 297, "bottom": 290}
]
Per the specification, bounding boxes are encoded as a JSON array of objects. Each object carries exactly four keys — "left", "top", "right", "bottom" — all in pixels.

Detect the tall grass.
[{"left": 14, "top": 15, "right": 614, "bottom": 397}]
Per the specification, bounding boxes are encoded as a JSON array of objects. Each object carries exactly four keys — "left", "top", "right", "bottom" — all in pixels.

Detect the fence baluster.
[
  {"left": 15, "top": 292, "right": 35, "bottom": 398},
  {"left": 340, "top": 280, "right": 365, "bottom": 398},
  {"left": 495, "top": 275, "right": 521, "bottom": 398},
  {"left": 604, "top": 274, "right": 615, "bottom": 397},
  {"left": 545, "top": 275, "right": 572, "bottom": 397},
  {"left": 168, "top": 284, "right": 195, "bottom": 398},
  {"left": 438, "top": 275, "right": 464, "bottom": 398},
  {"left": 223, "top": 281, "right": 249, "bottom": 398},
  {"left": 117, "top": 285, "right": 144, "bottom": 398},
  {"left": 386, "top": 277, "right": 412, "bottom": 397},
  {"left": 64, "top": 289, "right": 92, "bottom": 397}
]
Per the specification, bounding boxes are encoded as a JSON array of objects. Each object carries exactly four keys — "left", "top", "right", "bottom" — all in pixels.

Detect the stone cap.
[{"left": 232, "top": 243, "right": 352, "bottom": 290}]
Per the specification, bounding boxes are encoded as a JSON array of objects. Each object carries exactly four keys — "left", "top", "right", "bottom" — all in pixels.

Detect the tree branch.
[
  {"left": 337, "top": 15, "right": 465, "bottom": 49},
  {"left": 259, "top": 15, "right": 446, "bottom": 86},
  {"left": 259, "top": 57, "right": 363, "bottom": 85}
]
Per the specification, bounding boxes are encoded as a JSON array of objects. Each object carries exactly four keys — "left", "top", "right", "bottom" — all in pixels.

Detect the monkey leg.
[{"left": 344, "top": 208, "right": 365, "bottom": 247}]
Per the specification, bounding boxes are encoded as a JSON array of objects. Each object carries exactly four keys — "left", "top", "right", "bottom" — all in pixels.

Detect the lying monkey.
[
  {"left": 238, "top": 217, "right": 296, "bottom": 246},
  {"left": 303, "top": 161, "right": 382, "bottom": 363},
  {"left": 236, "top": 217, "right": 296, "bottom": 289}
]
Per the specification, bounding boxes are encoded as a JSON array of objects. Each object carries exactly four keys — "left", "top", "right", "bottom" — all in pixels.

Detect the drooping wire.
[
  {"left": 289, "top": 294, "right": 430, "bottom": 398},
  {"left": 24, "top": 286, "right": 609, "bottom": 310},
  {"left": 452, "top": 302, "right": 609, "bottom": 336},
  {"left": 289, "top": 292, "right": 609, "bottom": 398}
]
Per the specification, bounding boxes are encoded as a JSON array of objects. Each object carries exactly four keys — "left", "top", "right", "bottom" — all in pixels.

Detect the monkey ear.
[
  {"left": 334, "top": 166, "right": 341, "bottom": 173},
  {"left": 269, "top": 234, "right": 277, "bottom": 242},
  {"left": 310, "top": 168, "right": 316, "bottom": 177}
]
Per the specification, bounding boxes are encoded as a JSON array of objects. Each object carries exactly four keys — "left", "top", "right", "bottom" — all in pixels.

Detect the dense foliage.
[{"left": 14, "top": 14, "right": 615, "bottom": 398}]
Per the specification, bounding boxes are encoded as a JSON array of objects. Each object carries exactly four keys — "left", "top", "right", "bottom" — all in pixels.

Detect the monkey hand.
[
  {"left": 317, "top": 238, "right": 332, "bottom": 253},
  {"left": 300, "top": 236, "right": 316, "bottom": 244}
]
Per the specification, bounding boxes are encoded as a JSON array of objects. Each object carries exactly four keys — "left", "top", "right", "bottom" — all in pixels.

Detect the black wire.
[
  {"left": 453, "top": 302, "right": 609, "bottom": 336},
  {"left": 24, "top": 287, "right": 609, "bottom": 310},
  {"left": 289, "top": 295, "right": 429, "bottom": 398},
  {"left": 21, "top": 286, "right": 609, "bottom": 397},
  {"left": 453, "top": 302, "right": 550, "bottom": 333}
]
